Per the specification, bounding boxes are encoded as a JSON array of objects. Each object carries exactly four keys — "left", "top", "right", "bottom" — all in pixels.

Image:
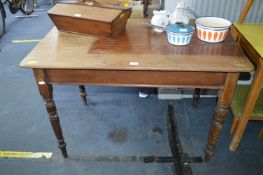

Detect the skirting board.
[
  {"left": 158, "top": 74, "right": 254, "bottom": 100},
  {"left": 157, "top": 88, "right": 217, "bottom": 100}
]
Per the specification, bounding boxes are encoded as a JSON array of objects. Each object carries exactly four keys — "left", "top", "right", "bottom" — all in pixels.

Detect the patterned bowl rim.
[
  {"left": 195, "top": 17, "right": 232, "bottom": 29},
  {"left": 166, "top": 31, "right": 194, "bottom": 36},
  {"left": 196, "top": 24, "right": 230, "bottom": 31}
]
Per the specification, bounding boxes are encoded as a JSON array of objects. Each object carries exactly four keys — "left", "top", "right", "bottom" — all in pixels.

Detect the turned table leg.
[
  {"left": 230, "top": 62, "right": 263, "bottom": 151},
  {"left": 204, "top": 73, "right": 239, "bottom": 162},
  {"left": 192, "top": 88, "right": 201, "bottom": 108},
  {"left": 79, "top": 85, "right": 87, "bottom": 105},
  {"left": 258, "top": 128, "right": 263, "bottom": 138},
  {"left": 33, "top": 69, "right": 68, "bottom": 158}
]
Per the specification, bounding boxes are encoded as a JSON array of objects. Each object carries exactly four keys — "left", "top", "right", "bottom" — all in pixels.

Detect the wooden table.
[
  {"left": 230, "top": 24, "right": 263, "bottom": 151},
  {"left": 20, "top": 19, "right": 253, "bottom": 162}
]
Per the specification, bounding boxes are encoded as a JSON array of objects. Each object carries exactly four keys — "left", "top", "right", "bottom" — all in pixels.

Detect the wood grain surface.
[{"left": 20, "top": 19, "right": 254, "bottom": 72}]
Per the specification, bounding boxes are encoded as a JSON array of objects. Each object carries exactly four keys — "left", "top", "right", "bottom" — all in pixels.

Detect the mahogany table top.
[{"left": 20, "top": 19, "right": 253, "bottom": 72}]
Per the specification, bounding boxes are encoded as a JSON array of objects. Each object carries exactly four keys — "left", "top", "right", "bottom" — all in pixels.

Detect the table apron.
[
  {"left": 239, "top": 34, "right": 261, "bottom": 65},
  {"left": 41, "top": 69, "right": 227, "bottom": 89}
]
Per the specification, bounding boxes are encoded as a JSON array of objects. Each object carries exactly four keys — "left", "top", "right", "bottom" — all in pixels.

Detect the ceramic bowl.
[
  {"left": 195, "top": 17, "right": 232, "bottom": 43},
  {"left": 165, "top": 24, "right": 195, "bottom": 46},
  {"left": 166, "top": 32, "right": 193, "bottom": 45}
]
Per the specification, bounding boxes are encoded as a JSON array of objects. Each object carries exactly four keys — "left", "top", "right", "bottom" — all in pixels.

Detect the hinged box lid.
[
  {"left": 47, "top": 2, "right": 132, "bottom": 38},
  {"left": 48, "top": 3, "right": 126, "bottom": 23}
]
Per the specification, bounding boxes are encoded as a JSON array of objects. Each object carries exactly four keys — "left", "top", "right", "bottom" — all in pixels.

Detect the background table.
[
  {"left": 230, "top": 24, "right": 263, "bottom": 151},
  {"left": 20, "top": 19, "right": 253, "bottom": 162}
]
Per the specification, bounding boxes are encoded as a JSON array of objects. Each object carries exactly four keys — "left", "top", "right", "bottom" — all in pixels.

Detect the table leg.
[
  {"left": 33, "top": 69, "right": 68, "bottom": 158},
  {"left": 79, "top": 85, "right": 87, "bottom": 105},
  {"left": 192, "top": 88, "right": 201, "bottom": 108},
  {"left": 230, "top": 63, "right": 263, "bottom": 151},
  {"left": 204, "top": 73, "right": 239, "bottom": 162},
  {"left": 258, "top": 127, "right": 263, "bottom": 138}
]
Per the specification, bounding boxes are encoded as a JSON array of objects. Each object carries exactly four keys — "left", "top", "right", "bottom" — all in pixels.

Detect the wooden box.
[{"left": 48, "top": 3, "right": 132, "bottom": 38}]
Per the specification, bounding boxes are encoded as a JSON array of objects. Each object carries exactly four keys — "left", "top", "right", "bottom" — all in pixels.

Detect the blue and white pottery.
[{"left": 165, "top": 24, "right": 195, "bottom": 45}]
